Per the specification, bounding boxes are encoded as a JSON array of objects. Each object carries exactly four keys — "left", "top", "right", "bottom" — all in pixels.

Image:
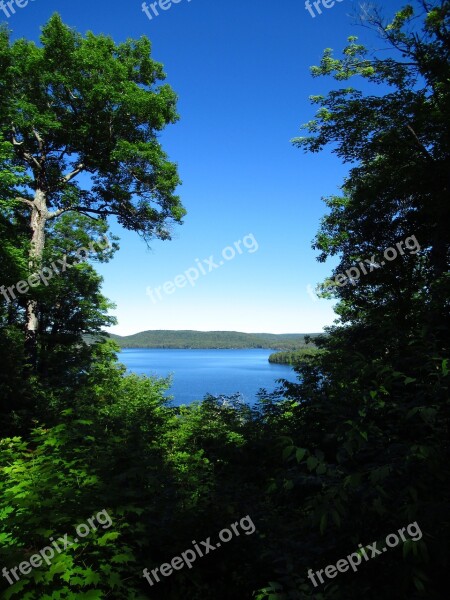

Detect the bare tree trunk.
[{"left": 25, "top": 189, "right": 48, "bottom": 370}]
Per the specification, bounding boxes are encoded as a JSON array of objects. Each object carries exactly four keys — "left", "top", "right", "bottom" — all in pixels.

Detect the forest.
[
  {"left": 109, "top": 330, "right": 311, "bottom": 349},
  {"left": 268, "top": 347, "right": 321, "bottom": 365},
  {"left": 0, "top": 3, "right": 449, "bottom": 599}
]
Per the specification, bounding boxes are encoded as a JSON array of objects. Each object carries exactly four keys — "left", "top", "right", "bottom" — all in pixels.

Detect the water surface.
[{"left": 118, "top": 348, "right": 296, "bottom": 406}]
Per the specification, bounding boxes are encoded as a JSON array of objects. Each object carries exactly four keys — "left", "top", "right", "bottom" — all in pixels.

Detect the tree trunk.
[{"left": 25, "top": 189, "right": 48, "bottom": 370}]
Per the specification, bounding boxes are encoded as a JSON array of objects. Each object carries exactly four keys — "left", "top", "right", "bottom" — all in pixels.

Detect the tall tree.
[
  {"left": 0, "top": 15, "right": 186, "bottom": 364},
  {"left": 293, "top": 0, "right": 450, "bottom": 362},
  {"left": 264, "top": 2, "right": 450, "bottom": 597}
]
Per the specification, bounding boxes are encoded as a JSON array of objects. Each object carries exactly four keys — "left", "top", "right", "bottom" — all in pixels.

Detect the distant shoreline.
[
  {"left": 118, "top": 347, "right": 288, "bottom": 352},
  {"left": 107, "top": 330, "right": 319, "bottom": 351}
]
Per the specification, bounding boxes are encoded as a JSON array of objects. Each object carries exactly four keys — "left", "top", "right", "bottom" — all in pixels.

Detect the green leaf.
[
  {"left": 307, "top": 456, "right": 319, "bottom": 471},
  {"left": 282, "top": 445, "right": 295, "bottom": 460},
  {"left": 97, "top": 531, "right": 120, "bottom": 546},
  {"left": 3, "top": 579, "right": 27, "bottom": 600},
  {"left": 84, "top": 570, "right": 101, "bottom": 585},
  {"left": 111, "top": 553, "right": 134, "bottom": 564},
  {"left": 77, "top": 591, "right": 103, "bottom": 600},
  {"left": 295, "top": 448, "right": 307, "bottom": 463},
  {"left": 108, "top": 571, "right": 122, "bottom": 588}
]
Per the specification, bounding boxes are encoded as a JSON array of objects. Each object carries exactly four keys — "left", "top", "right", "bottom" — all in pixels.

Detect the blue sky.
[{"left": 6, "top": 0, "right": 407, "bottom": 335}]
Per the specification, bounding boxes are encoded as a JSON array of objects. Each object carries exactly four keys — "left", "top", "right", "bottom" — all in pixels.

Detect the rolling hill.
[{"left": 107, "top": 330, "right": 319, "bottom": 350}]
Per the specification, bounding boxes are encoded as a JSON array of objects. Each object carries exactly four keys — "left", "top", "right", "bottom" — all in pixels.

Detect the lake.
[{"left": 117, "top": 348, "right": 297, "bottom": 406}]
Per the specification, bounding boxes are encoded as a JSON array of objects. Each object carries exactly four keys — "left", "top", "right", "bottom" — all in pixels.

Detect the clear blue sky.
[{"left": 7, "top": 0, "right": 407, "bottom": 335}]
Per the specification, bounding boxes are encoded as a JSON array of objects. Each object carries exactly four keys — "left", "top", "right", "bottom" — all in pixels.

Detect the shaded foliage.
[{"left": 1, "top": 3, "right": 450, "bottom": 600}]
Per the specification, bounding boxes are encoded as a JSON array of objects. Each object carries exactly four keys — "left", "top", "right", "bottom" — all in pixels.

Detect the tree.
[
  {"left": 0, "top": 14, "right": 186, "bottom": 364},
  {"left": 0, "top": 140, "right": 34, "bottom": 433},
  {"left": 293, "top": 0, "right": 450, "bottom": 365},
  {"left": 260, "top": 2, "right": 450, "bottom": 597},
  {"left": 0, "top": 210, "right": 119, "bottom": 433}
]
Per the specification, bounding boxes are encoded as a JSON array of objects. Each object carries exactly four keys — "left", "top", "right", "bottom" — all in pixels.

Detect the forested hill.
[{"left": 108, "top": 330, "right": 315, "bottom": 349}]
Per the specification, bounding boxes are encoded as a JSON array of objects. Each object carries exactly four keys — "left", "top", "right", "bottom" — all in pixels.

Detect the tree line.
[{"left": 1, "top": 4, "right": 449, "bottom": 599}]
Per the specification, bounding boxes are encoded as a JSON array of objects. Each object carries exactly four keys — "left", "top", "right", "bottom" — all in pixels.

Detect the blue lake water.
[{"left": 117, "top": 348, "right": 297, "bottom": 406}]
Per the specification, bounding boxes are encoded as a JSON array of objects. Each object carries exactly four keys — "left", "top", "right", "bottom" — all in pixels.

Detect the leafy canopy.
[{"left": 0, "top": 13, "right": 186, "bottom": 240}]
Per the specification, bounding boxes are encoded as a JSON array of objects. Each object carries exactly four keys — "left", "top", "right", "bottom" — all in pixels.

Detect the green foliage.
[
  {"left": 0, "top": 211, "right": 119, "bottom": 431},
  {"left": 268, "top": 347, "right": 321, "bottom": 365},
  {"left": 0, "top": 349, "right": 177, "bottom": 598},
  {"left": 0, "top": 14, "right": 185, "bottom": 240},
  {"left": 269, "top": 2, "right": 450, "bottom": 597},
  {"left": 1, "top": 4, "right": 450, "bottom": 600},
  {"left": 110, "top": 330, "right": 313, "bottom": 349}
]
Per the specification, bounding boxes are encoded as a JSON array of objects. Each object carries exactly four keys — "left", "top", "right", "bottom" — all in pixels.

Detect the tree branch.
[
  {"left": 10, "top": 125, "right": 42, "bottom": 172},
  {"left": 406, "top": 124, "right": 434, "bottom": 161},
  {"left": 74, "top": 211, "right": 101, "bottom": 222},
  {"left": 14, "top": 196, "right": 35, "bottom": 208},
  {"left": 47, "top": 207, "right": 100, "bottom": 222},
  {"left": 32, "top": 128, "right": 44, "bottom": 153},
  {"left": 72, "top": 206, "right": 121, "bottom": 217},
  {"left": 47, "top": 207, "right": 70, "bottom": 220},
  {"left": 47, "top": 205, "right": 120, "bottom": 221},
  {"left": 58, "top": 145, "right": 68, "bottom": 161},
  {"left": 60, "top": 163, "right": 85, "bottom": 183}
]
